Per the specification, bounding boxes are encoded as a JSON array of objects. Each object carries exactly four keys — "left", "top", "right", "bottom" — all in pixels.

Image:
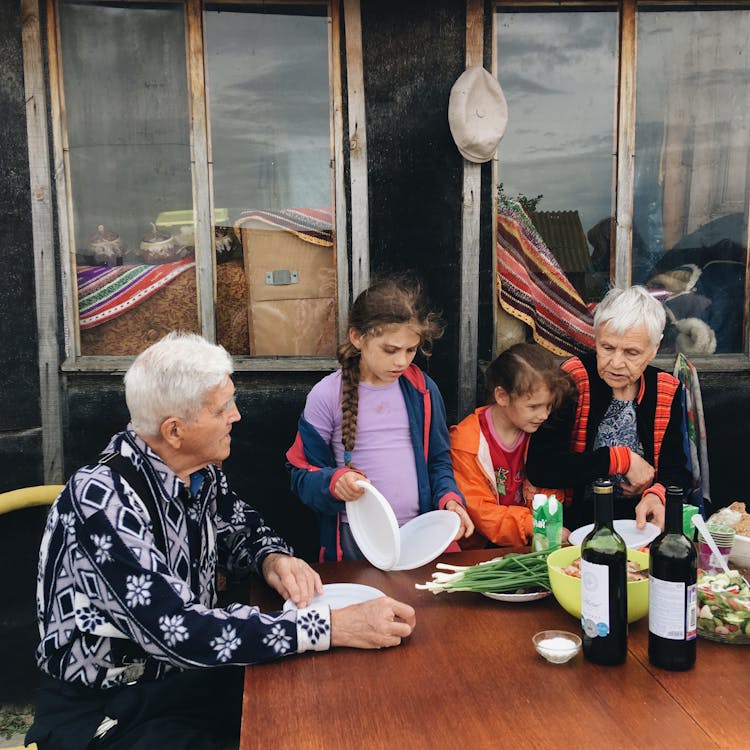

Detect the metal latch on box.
[{"left": 265, "top": 269, "right": 298, "bottom": 286}]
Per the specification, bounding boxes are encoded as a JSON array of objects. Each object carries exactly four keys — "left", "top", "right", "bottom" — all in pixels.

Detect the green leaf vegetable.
[{"left": 415, "top": 548, "right": 558, "bottom": 595}]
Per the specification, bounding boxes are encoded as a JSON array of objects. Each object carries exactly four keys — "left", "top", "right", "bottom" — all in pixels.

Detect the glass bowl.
[{"left": 532, "top": 630, "right": 581, "bottom": 664}]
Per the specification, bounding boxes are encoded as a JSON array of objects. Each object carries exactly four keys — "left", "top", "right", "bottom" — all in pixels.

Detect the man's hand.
[
  {"left": 333, "top": 471, "right": 368, "bottom": 502},
  {"left": 444, "top": 500, "right": 474, "bottom": 539},
  {"left": 262, "top": 553, "right": 323, "bottom": 609},
  {"left": 620, "top": 451, "right": 655, "bottom": 496},
  {"left": 331, "top": 596, "right": 416, "bottom": 649},
  {"left": 635, "top": 492, "right": 665, "bottom": 530}
]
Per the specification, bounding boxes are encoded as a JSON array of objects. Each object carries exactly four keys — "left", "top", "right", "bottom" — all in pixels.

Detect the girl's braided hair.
[
  {"left": 484, "top": 342, "right": 572, "bottom": 409},
  {"left": 338, "top": 275, "right": 445, "bottom": 466}
]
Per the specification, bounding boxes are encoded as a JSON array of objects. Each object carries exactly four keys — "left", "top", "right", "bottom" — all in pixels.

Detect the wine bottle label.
[
  {"left": 581, "top": 559, "right": 610, "bottom": 637},
  {"left": 649, "top": 578, "right": 698, "bottom": 640}
]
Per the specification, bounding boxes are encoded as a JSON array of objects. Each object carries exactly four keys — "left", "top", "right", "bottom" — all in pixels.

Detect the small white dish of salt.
[{"left": 532, "top": 630, "right": 581, "bottom": 664}]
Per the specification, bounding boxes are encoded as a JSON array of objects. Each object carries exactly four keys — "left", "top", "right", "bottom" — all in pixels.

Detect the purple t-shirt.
[{"left": 303, "top": 370, "right": 420, "bottom": 524}]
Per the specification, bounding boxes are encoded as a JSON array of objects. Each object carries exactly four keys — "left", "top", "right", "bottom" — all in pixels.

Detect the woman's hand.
[
  {"left": 333, "top": 470, "right": 368, "bottom": 501},
  {"left": 445, "top": 499, "right": 474, "bottom": 539},
  {"left": 262, "top": 553, "right": 323, "bottom": 608},
  {"left": 620, "top": 451, "right": 655, "bottom": 496},
  {"left": 635, "top": 492, "right": 665, "bottom": 530},
  {"left": 331, "top": 596, "right": 416, "bottom": 649}
]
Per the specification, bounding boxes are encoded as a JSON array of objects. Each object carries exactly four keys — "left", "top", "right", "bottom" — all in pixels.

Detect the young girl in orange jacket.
[{"left": 450, "top": 342, "right": 572, "bottom": 547}]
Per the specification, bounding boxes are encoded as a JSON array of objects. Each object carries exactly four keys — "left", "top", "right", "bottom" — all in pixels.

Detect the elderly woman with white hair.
[{"left": 526, "top": 285, "right": 691, "bottom": 532}]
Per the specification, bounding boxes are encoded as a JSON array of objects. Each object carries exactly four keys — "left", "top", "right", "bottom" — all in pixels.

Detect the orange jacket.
[{"left": 449, "top": 406, "right": 533, "bottom": 548}]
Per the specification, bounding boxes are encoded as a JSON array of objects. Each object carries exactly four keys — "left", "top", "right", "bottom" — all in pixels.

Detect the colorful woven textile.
[
  {"left": 673, "top": 353, "right": 711, "bottom": 509},
  {"left": 78, "top": 256, "right": 195, "bottom": 330},
  {"left": 496, "top": 197, "right": 595, "bottom": 357},
  {"left": 234, "top": 208, "right": 333, "bottom": 246}
]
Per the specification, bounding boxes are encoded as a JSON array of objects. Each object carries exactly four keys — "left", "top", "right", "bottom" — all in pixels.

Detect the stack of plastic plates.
[{"left": 347, "top": 480, "right": 460, "bottom": 571}]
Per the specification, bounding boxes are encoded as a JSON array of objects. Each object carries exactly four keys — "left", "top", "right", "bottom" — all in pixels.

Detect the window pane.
[
  {"left": 60, "top": 1, "right": 198, "bottom": 355},
  {"left": 635, "top": 8, "right": 750, "bottom": 355},
  {"left": 495, "top": 9, "right": 618, "bottom": 304},
  {"left": 60, "top": 1, "right": 197, "bottom": 356},
  {"left": 205, "top": 3, "right": 337, "bottom": 356}
]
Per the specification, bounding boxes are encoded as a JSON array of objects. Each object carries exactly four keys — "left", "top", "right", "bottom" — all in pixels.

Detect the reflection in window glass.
[
  {"left": 59, "top": 1, "right": 197, "bottom": 355},
  {"left": 206, "top": 4, "right": 336, "bottom": 356},
  {"left": 635, "top": 9, "right": 750, "bottom": 355},
  {"left": 495, "top": 10, "right": 617, "bottom": 303}
]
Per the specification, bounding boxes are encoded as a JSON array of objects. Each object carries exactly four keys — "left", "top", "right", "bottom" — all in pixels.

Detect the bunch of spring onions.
[{"left": 415, "top": 548, "right": 557, "bottom": 595}]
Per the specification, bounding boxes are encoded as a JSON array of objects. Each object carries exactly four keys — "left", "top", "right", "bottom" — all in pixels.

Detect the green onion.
[{"left": 415, "top": 548, "right": 558, "bottom": 595}]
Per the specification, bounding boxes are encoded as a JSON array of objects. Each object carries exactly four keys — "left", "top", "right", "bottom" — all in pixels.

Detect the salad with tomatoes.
[{"left": 697, "top": 570, "right": 750, "bottom": 644}]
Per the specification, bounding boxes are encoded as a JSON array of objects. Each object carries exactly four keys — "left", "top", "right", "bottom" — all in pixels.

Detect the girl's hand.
[
  {"left": 445, "top": 500, "right": 474, "bottom": 539},
  {"left": 334, "top": 471, "right": 368, "bottom": 501}
]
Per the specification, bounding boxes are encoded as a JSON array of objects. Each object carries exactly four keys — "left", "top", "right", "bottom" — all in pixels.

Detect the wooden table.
[{"left": 240, "top": 550, "right": 747, "bottom": 750}]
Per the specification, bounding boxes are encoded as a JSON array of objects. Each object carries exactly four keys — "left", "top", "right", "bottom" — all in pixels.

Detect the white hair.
[
  {"left": 593, "top": 285, "right": 666, "bottom": 347},
  {"left": 124, "top": 331, "right": 234, "bottom": 437}
]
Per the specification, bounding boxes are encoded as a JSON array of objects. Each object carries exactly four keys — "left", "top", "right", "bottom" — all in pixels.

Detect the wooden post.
[
  {"left": 344, "top": 0, "right": 369, "bottom": 297},
  {"left": 330, "top": 2, "right": 350, "bottom": 342},
  {"left": 186, "top": 0, "right": 216, "bottom": 341},
  {"left": 457, "top": 0, "right": 485, "bottom": 419},
  {"left": 614, "top": 0, "right": 636, "bottom": 288},
  {"left": 21, "top": 0, "right": 64, "bottom": 483}
]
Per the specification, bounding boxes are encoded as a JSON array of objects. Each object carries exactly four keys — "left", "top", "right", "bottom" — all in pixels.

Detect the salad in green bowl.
[{"left": 697, "top": 570, "right": 750, "bottom": 645}]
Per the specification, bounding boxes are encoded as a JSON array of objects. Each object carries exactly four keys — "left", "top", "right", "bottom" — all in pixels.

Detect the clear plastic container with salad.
[{"left": 696, "top": 569, "right": 750, "bottom": 645}]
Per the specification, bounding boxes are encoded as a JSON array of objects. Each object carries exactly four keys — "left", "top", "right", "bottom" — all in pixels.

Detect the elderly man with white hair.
[
  {"left": 27, "top": 332, "right": 415, "bottom": 750},
  {"left": 526, "top": 285, "right": 691, "bottom": 533}
]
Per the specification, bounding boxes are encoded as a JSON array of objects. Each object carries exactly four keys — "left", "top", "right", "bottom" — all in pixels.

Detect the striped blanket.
[
  {"left": 235, "top": 208, "right": 333, "bottom": 246},
  {"left": 496, "top": 197, "right": 595, "bottom": 356},
  {"left": 78, "top": 256, "right": 195, "bottom": 330}
]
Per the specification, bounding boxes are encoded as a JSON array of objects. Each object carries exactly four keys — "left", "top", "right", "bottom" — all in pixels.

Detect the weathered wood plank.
[
  {"left": 330, "top": 1, "right": 349, "bottom": 342},
  {"left": 458, "top": 0, "right": 484, "bottom": 418},
  {"left": 45, "top": 0, "right": 77, "bottom": 357},
  {"left": 186, "top": 0, "right": 215, "bottom": 340},
  {"left": 21, "top": 0, "right": 63, "bottom": 483},
  {"left": 614, "top": 0, "right": 636, "bottom": 288},
  {"left": 61, "top": 355, "right": 339, "bottom": 374},
  {"left": 344, "top": 0, "right": 369, "bottom": 297}
]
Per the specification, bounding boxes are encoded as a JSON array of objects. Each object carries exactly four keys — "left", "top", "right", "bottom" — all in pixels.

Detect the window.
[
  {"left": 52, "top": 0, "right": 342, "bottom": 362},
  {"left": 495, "top": 1, "right": 750, "bottom": 359}
]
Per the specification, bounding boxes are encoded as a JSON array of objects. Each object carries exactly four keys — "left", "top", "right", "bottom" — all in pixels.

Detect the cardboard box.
[{"left": 241, "top": 225, "right": 337, "bottom": 356}]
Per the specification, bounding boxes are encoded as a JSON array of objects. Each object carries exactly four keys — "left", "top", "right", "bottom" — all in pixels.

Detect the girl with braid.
[{"left": 286, "top": 276, "right": 473, "bottom": 562}]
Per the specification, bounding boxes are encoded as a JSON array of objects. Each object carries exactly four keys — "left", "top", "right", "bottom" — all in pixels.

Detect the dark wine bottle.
[
  {"left": 581, "top": 479, "right": 627, "bottom": 665},
  {"left": 648, "top": 485, "right": 697, "bottom": 670}
]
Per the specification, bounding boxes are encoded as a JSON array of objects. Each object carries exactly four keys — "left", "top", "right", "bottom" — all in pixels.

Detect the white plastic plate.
[
  {"left": 482, "top": 590, "right": 552, "bottom": 603},
  {"left": 390, "top": 510, "right": 461, "bottom": 571},
  {"left": 567, "top": 519, "right": 660, "bottom": 548},
  {"left": 347, "top": 480, "right": 400, "bottom": 570},
  {"left": 283, "top": 583, "right": 385, "bottom": 611}
]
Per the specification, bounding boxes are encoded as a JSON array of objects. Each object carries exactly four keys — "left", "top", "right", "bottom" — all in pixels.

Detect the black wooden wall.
[{"left": 361, "top": 0, "right": 499, "bottom": 414}]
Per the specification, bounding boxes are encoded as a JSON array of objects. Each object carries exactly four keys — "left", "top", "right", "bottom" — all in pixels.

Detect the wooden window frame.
[
  {"left": 493, "top": 0, "right": 750, "bottom": 371},
  {"left": 43, "top": 0, "right": 357, "bottom": 373}
]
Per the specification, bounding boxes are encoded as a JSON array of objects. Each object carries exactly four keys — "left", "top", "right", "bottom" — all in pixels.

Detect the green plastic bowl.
[{"left": 547, "top": 545, "right": 650, "bottom": 624}]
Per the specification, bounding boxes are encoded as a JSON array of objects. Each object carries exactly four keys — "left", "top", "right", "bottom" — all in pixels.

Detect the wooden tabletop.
[{"left": 240, "top": 550, "right": 747, "bottom": 750}]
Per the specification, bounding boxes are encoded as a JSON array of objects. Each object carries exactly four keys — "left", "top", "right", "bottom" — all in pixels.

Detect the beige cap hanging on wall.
[{"left": 448, "top": 66, "right": 508, "bottom": 163}]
